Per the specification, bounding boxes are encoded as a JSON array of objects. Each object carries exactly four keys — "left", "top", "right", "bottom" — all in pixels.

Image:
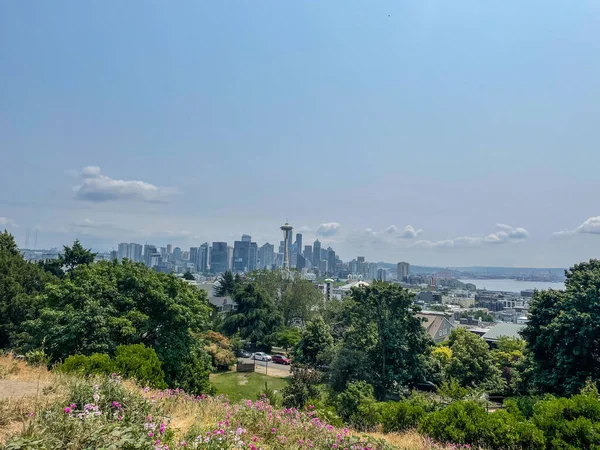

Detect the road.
[{"left": 238, "top": 358, "right": 291, "bottom": 377}]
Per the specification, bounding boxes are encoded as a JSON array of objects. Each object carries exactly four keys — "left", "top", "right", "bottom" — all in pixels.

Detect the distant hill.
[{"left": 377, "top": 263, "right": 566, "bottom": 277}]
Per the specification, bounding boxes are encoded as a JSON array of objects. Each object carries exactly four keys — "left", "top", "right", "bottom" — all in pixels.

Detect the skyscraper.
[
  {"left": 144, "top": 244, "right": 157, "bottom": 267},
  {"left": 259, "top": 243, "right": 275, "bottom": 269},
  {"left": 397, "top": 262, "right": 410, "bottom": 281},
  {"left": 377, "top": 268, "right": 387, "bottom": 281},
  {"left": 249, "top": 242, "right": 258, "bottom": 271},
  {"left": 233, "top": 239, "right": 250, "bottom": 272},
  {"left": 295, "top": 233, "right": 302, "bottom": 254},
  {"left": 296, "top": 253, "right": 306, "bottom": 271},
  {"left": 241, "top": 234, "right": 252, "bottom": 243},
  {"left": 130, "top": 243, "right": 143, "bottom": 262},
  {"left": 172, "top": 247, "right": 182, "bottom": 261},
  {"left": 280, "top": 223, "right": 293, "bottom": 269},
  {"left": 327, "top": 247, "right": 336, "bottom": 276},
  {"left": 303, "top": 245, "right": 313, "bottom": 267},
  {"left": 190, "top": 247, "right": 200, "bottom": 271},
  {"left": 313, "top": 239, "right": 321, "bottom": 268},
  {"left": 166, "top": 244, "right": 173, "bottom": 255},
  {"left": 200, "top": 242, "right": 210, "bottom": 273},
  {"left": 210, "top": 242, "right": 228, "bottom": 274},
  {"left": 118, "top": 242, "right": 129, "bottom": 260}
]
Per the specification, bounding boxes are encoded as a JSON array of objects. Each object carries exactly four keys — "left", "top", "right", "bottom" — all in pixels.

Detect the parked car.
[
  {"left": 271, "top": 354, "right": 291, "bottom": 365},
  {"left": 252, "top": 352, "right": 272, "bottom": 362},
  {"left": 414, "top": 381, "right": 437, "bottom": 392},
  {"left": 237, "top": 350, "right": 251, "bottom": 358}
]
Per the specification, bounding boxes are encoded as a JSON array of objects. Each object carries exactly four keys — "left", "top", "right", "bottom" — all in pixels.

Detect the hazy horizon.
[{"left": 2, "top": 1, "right": 600, "bottom": 267}]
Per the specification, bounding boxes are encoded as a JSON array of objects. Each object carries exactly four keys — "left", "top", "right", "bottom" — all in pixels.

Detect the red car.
[{"left": 271, "top": 354, "right": 291, "bottom": 365}]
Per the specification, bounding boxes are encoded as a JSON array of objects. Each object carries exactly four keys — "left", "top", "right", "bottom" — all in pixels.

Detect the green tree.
[
  {"left": 26, "top": 259, "right": 213, "bottom": 393},
  {"left": 522, "top": 259, "right": 600, "bottom": 395},
  {"left": 280, "top": 275, "right": 324, "bottom": 326},
  {"left": 214, "top": 270, "right": 238, "bottom": 297},
  {"left": 332, "top": 282, "right": 432, "bottom": 398},
  {"left": 294, "top": 316, "right": 334, "bottom": 366},
  {"left": 281, "top": 364, "right": 322, "bottom": 409},
  {"left": 182, "top": 271, "right": 195, "bottom": 280},
  {"left": 491, "top": 336, "right": 526, "bottom": 395},
  {"left": 446, "top": 328, "right": 504, "bottom": 391},
  {"left": 221, "top": 281, "right": 283, "bottom": 347},
  {"left": 59, "top": 239, "right": 97, "bottom": 273},
  {"left": 274, "top": 327, "right": 302, "bottom": 353},
  {"left": 0, "top": 231, "right": 53, "bottom": 350}
]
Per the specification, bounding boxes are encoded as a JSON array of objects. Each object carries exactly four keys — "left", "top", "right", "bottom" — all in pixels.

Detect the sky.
[{"left": 1, "top": 1, "right": 600, "bottom": 268}]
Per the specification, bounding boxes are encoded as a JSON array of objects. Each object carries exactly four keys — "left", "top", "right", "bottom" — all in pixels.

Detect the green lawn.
[{"left": 210, "top": 372, "right": 289, "bottom": 402}]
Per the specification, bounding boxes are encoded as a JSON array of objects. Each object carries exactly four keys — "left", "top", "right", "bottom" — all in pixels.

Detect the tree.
[
  {"left": 214, "top": 270, "right": 237, "bottom": 297},
  {"left": 221, "top": 282, "right": 283, "bottom": 348},
  {"left": 331, "top": 282, "right": 432, "bottom": 398},
  {"left": 294, "top": 316, "right": 334, "bottom": 366},
  {"left": 0, "top": 231, "right": 53, "bottom": 350},
  {"left": 274, "top": 327, "right": 302, "bottom": 353},
  {"left": 183, "top": 271, "right": 195, "bottom": 281},
  {"left": 281, "top": 364, "right": 322, "bottom": 409},
  {"left": 203, "top": 330, "right": 236, "bottom": 371},
  {"left": 522, "top": 259, "right": 600, "bottom": 395},
  {"left": 491, "top": 336, "right": 526, "bottom": 395},
  {"left": 446, "top": 328, "right": 504, "bottom": 391},
  {"left": 25, "top": 259, "right": 213, "bottom": 393},
  {"left": 59, "top": 239, "right": 97, "bottom": 273},
  {"left": 280, "top": 276, "right": 324, "bottom": 326}
]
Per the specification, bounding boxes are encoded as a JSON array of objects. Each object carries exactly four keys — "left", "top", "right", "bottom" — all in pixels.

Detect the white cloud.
[
  {"left": 73, "top": 166, "right": 175, "bottom": 203},
  {"left": 398, "top": 225, "right": 423, "bottom": 239},
  {"left": 554, "top": 216, "right": 600, "bottom": 237},
  {"left": 0, "top": 217, "right": 18, "bottom": 228},
  {"left": 411, "top": 224, "right": 529, "bottom": 249},
  {"left": 316, "top": 222, "right": 341, "bottom": 237},
  {"left": 297, "top": 226, "right": 312, "bottom": 232}
]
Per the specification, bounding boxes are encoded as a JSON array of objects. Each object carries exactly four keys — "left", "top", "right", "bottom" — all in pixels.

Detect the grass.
[{"left": 210, "top": 371, "right": 289, "bottom": 402}]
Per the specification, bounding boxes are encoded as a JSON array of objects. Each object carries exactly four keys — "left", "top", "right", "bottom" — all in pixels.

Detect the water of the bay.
[{"left": 459, "top": 279, "right": 565, "bottom": 293}]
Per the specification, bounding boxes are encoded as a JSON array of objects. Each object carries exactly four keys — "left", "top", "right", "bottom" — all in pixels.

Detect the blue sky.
[{"left": 1, "top": 1, "right": 600, "bottom": 267}]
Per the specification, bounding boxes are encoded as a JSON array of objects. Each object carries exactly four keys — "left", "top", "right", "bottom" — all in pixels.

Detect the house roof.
[
  {"left": 416, "top": 313, "right": 451, "bottom": 339},
  {"left": 481, "top": 323, "right": 525, "bottom": 342}
]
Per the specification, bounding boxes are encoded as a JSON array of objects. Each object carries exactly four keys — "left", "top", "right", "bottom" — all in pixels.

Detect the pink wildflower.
[
  {"left": 148, "top": 432, "right": 154, "bottom": 437},
  {"left": 63, "top": 407, "right": 71, "bottom": 414}
]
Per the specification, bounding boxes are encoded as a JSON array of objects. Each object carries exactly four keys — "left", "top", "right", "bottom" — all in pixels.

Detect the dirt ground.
[{"left": 0, "top": 379, "right": 45, "bottom": 399}]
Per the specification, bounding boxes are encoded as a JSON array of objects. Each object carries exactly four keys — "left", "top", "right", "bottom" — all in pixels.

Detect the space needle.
[{"left": 280, "top": 222, "right": 293, "bottom": 270}]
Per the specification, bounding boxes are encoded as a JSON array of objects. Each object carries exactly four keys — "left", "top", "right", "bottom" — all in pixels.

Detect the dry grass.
[
  {"left": 0, "top": 353, "right": 55, "bottom": 383},
  {"left": 366, "top": 430, "right": 430, "bottom": 449}
]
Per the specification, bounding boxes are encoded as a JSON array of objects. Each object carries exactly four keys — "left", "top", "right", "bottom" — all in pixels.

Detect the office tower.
[
  {"left": 319, "top": 259, "right": 328, "bottom": 274},
  {"left": 200, "top": 242, "right": 210, "bottom": 272},
  {"left": 313, "top": 239, "right": 321, "bottom": 268},
  {"left": 303, "top": 245, "right": 313, "bottom": 267},
  {"left": 241, "top": 234, "right": 252, "bottom": 243},
  {"left": 368, "top": 263, "right": 378, "bottom": 280},
  {"left": 280, "top": 223, "right": 293, "bottom": 269},
  {"left": 397, "top": 262, "right": 410, "bottom": 281},
  {"left": 233, "top": 239, "right": 250, "bottom": 272},
  {"left": 249, "top": 242, "right": 258, "bottom": 271},
  {"left": 172, "top": 247, "right": 182, "bottom": 261},
  {"left": 377, "top": 268, "right": 387, "bottom": 281},
  {"left": 110, "top": 250, "right": 118, "bottom": 260},
  {"left": 144, "top": 244, "right": 157, "bottom": 267},
  {"left": 166, "top": 244, "right": 173, "bottom": 255},
  {"left": 259, "top": 243, "right": 275, "bottom": 269},
  {"left": 118, "top": 243, "right": 129, "bottom": 260},
  {"left": 327, "top": 247, "right": 336, "bottom": 276},
  {"left": 296, "top": 253, "right": 306, "bottom": 271},
  {"left": 130, "top": 243, "right": 143, "bottom": 262},
  {"left": 190, "top": 247, "right": 200, "bottom": 271},
  {"left": 210, "top": 242, "right": 228, "bottom": 274},
  {"left": 227, "top": 246, "right": 233, "bottom": 270},
  {"left": 294, "top": 233, "right": 303, "bottom": 255}
]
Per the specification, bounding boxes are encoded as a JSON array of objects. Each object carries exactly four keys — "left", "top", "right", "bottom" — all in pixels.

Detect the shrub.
[
  {"left": 24, "top": 349, "right": 49, "bottom": 367},
  {"left": 114, "top": 344, "right": 166, "bottom": 388},
  {"left": 57, "top": 353, "right": 113, "bottom": 376},
  {"left": 203, "top": 331, "right": 236, "bottom": 371},
  {"left": 419, "top": 400, "right": 545, "bottom": 449},
  {"left": 380, "top": 399, "right": 428, "bottom": 432},
  {"left": 336, "top": 381, "right": 381, "bottom": 431},
  {"left": 281, "top": 365, "right": 321, "bottom": 409}
]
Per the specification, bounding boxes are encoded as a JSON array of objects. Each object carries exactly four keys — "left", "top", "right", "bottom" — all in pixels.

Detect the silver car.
[{"left": 252, "top": 352, "right": 272, "bottom": 361}]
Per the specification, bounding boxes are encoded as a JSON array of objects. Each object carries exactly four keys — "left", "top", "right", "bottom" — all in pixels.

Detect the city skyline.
[{"left": 2, "top": 2, "right": 600, "bottom": 267}]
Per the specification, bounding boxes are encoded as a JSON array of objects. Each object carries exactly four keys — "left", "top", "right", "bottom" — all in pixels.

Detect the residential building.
[
  {"left": 416, "top": 313, "right": 455, "bottom": 343},
  {"left": 130, "top": 243, "right": 143, "bottom": 262},
  {"left": 118, "top": 243, "right": 129, "bottom": 260},
  {"left": 210, "top": 242, "right": 228, "bottom": 274},
  {"left": 377, "top": 268, "right": 387, "bottom": 281},
  {"left": 397, "top": 262, "right": 410, "bottom": 281},
  {"left": 313, "top": 240, "right": 321, "bottom": 268}
]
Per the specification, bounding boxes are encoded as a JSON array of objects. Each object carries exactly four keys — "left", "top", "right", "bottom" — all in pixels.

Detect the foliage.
[
  {"left": 491, "top": 336, "right": 526, "bottom": 395},
  {"left": 0, "top": 231, "right": 53, "bottom": 350},
  {"left": 294, "top": 317, "right": 334, "bottom": 367},
  {"left": 203, "top": 331, "right": 236, "bottom": 371},
  {"left": 182, "top": 271, "right": 195, "bottom": 280},
  {"left": 213, "top": 270, "right": 238, "bottom": 297},
  {"left": 332, "top": 282, "right": 432, "bottom": 398},
  {"left": 24, "top": 349, "right": 50, "bottom": 367},
  {"left": 273, "top": 327, "right": 302, "bottom": 353},
  {"left": 336, "top": 381, "right": 381, "bottom": 431},
  {"left": 522, "top": 259, "right": 600, "bottom": 395},
  {"left": 25, "top": 259, "right": 213, "bottom": 393},
  {"left": 446, "top": 328, "right": 504, "bottom": 391},
  {"left": 40, "top": 239, "right": 97, "bottom": 278},
  {"left": 436, "top": 378, "right": 470, "bottom": 403},
  {"left": 280, "top": 275, "right": 324, "bottom": 326},
  {"left": 221, "top": 281, "right": 283, "bottom": 348},
  {"left": 419, "top": 400, "right": 545, "bottom": 449},
  {"left": 380, "top": 396, "right": 431, "bottom": 433},
  {"left": 281, "top": 364, "right": 322, "bottom": 409},
  {"left": 57, "top": 344, "right": 167, "bottom": 388},
  {"left": 328, "top": 347, "right": 376, "bottom": 393}
]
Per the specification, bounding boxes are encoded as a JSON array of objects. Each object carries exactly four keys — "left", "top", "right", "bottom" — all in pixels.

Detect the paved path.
[
  {"left": 0, "top": 379, "right": 45, "bottom": 399},
  {"left": 238, "top": 358, "right": 291, "bottom": 377}
]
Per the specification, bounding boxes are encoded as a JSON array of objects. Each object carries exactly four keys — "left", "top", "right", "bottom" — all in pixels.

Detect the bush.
[
  {"left": 379, "top": 393, "right": 438, "bottom": 433},
  {"left": 114, "top": 344, "right": 166, "bottom": 388},
  {"left": 58, "top": 353, "right": 113, "bottom": 376},
  {"left": 336, "top": 381, "right": 381, "bottom": 431},
  {"left": 281, "top": 365, "right": 321, "bottom": 409},
  {"left": 24, "top": 349, "right": 49, "bottom": 367},
  {"left": 419, "top": 400, "right": 545, "bottom": 449}
]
